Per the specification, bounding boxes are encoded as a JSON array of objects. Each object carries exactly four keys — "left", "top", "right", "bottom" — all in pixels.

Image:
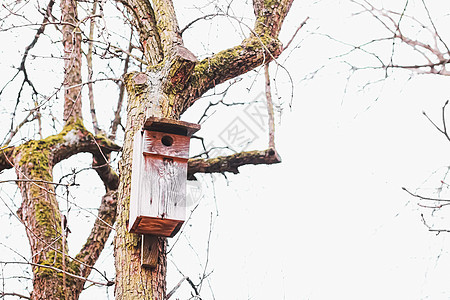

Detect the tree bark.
[
  {"left": 61, "top": 0, "right": 83, "bottom": 124},
  {"left": 15, "top": 158, "right": 68, "bottom": 300},
  {"left": 114, "top": 72, "right": 168, "bottom": 300}
]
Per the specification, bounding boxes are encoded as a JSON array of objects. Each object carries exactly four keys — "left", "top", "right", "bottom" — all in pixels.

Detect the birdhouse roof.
[{"left": 143, "top": 117, "right": 200, "bottom": 136}]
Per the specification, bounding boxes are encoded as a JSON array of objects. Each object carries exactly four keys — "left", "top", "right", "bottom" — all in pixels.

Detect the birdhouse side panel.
[
  {"left": 142, "top": 157, "right": 187, "bottom": 221},
  {"left": 128, "top": 131, "right": 144, "bottom": 232},
  {"left": 143, "top": 130, "right": 190, "bottom": 159}
]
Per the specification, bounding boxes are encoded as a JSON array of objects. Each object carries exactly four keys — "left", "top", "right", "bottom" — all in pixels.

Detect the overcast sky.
[
  {"left": 165, "top": 1, "right": 450, "bottom": 299},
  {"left": 2, "top": 0, "right": 450, "bottom": 299}
]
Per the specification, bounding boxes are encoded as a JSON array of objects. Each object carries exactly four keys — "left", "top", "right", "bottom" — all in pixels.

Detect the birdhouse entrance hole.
[{"left": 161, "top": 135, "right": 174, "bottom": 147}]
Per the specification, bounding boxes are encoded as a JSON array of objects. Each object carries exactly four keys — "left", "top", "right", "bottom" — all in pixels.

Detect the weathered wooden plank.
[
  {"left": 131, "top": 217, "right": 183, "bottom": 237},
  {"left": 130, "top": 160, "right": 186, "bottom": 235},
  {"left": 141, "top": 234, "right": 159, "bottom": 268},
  {"left": 147, "top": 158, "right": 186, "bottom": 220}
]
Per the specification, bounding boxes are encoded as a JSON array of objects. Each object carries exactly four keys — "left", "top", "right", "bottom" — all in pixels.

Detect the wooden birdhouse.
[{"left": 128, "top": 117, "right": 200, "bottom": 237}]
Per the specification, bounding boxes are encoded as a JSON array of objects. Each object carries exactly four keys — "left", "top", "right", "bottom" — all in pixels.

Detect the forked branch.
[
  {"left": 345, "top": 0, "right": 450, "bottom": 75},
  {"left": 422, "top": 100, "right": 450, "bottom": 143}
]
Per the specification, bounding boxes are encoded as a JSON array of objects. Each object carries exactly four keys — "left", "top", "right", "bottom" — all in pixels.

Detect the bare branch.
[
  {"left": 283, "top": 16, "right": 309, "bottom": 51},
  {"left": 152, "top": 0, "right": 183, "bottom": 55},
  {"left": 87, "top": 0, "right": 101, "bottom": 135},
  {"left": 264, "top": 63, "right": 275, "bottom": 149},
  {"left": 180, "top": 13, "right": 227, "bottom": 35},
  {"left": 109, "top": 31, "right": 133, "bottom": 140},
  {"left": 166, "top": 276, "right": 187, "bottom": 299},
  {"left": 3, "top": 111, "right": 35, "bottom": 146},
  {"left": 92, "top": 153, "right": 120, "bottom": 191},
  {"left": 0, "top": 291, "right": 30, "bottom": 299},
  {"left": 0, "top": 261, "right": 113, "bottom": 287},
  {"left": 422, "top": 100, "right": 450, "bottom": 143},
  {"left": 402, "top": 187, "right": 450, "bottom": 202},
  {"left": 345, "top": 0, "right": 450, "bottom": 76},
  {"left": 89, "top": 40, "right": 148, "bottom": 65},
  {"left": 420, "top": 0, "right": 450, "bottom": 56},
  {"left": 119, "top": 0, "right": 163, "bottom": 65},
  {"left": 74, "top": 191, "right": 117, "bottom": 279},
  {"left": 421, "top": 214, "right": 450, "bottom": 234},
  {"left": 61, "top": 0, "right": 83, "bottom": 124},
  {"left": 188, "top": 148, "right": 281, "bottom": 179}
]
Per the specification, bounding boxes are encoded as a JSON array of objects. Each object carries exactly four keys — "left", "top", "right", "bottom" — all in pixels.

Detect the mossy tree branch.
[
  {"left": 173, "top": 0, "right": 294, "bottom": 116},
  {"left": 253, "top": 0, "right": 294, "bottom": 37},
  {"left": 0, "top": 147, "right": 14, "bottom": 171},
  {"left": 153, "top": 0, "right": 183, "bottom": 55},
  {"left": 9, "top": 120, "right": 120, "bottom": 299},
  {"left": 187, "top": 148, "right": 281, "bottom": 179}
]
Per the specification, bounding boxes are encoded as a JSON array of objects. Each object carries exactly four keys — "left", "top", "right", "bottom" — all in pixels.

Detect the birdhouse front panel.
[
  {"left": 142, "top": 148, "right": 187, "bottom": 220},
  {"left": 128, "top": 117, "right": 200, "bottom": 237},
  {"left": 143, "top": 130, "right": 190, "bottom": 158}
]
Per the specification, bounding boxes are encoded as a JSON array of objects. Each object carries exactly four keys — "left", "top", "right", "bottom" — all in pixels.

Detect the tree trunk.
[
  {"left": 114, "top": 71, "right": 169, "bottom": 300},
  {"left": 115, "top": 0, "right": 293, "bottom": 298}
]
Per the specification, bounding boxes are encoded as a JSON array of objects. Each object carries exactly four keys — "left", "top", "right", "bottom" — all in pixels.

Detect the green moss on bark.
[{"left": 35, "top": 250, "right": 80, "bottom": 299}]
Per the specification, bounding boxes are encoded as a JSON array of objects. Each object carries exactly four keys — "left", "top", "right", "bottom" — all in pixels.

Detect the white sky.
[
  {"left": 164, "top": 1, "right": 450, "bottom": 299},
  {"left": 2, "top": 0, "right": 450, "bottom": 299}
]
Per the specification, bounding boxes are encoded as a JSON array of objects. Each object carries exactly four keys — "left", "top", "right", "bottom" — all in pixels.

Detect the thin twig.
[
  {"left": 166, "top": 276, "right": 187, "bottom": 299},
  {"left": 198, "top": 213, "right": 214, "bottom": 295},
  {"left": 420, "top": 0, "right": 450, "bottom": 55},
  {"left": 283, "top": 17, "right": 309, "bottom": 51},
  {"left": 0, "top": 291, "right": 30, "bottom": 299},
  {"left": 421, "top": 214, "right": 450, "bottom": 234},
  {"left": 423, "top": 100, "right": 450, "bottom": 142},
  {"left": 3, "top": 110, "right": 35, "bottom": 145},
  {"left": 0, "top": 179, "right": 79, "bottom": 187},
  {"left": 110, "top": 29, "right": 133, "bottom": 140},
  {"left": 0, "top": 261, "right": 113, "bottom": 286},
  {"left": 180, "top": 13, "right": 227, "bottom": 35},
  {"left": 402, "top": 187, "right": 450, "bottom": 202}
]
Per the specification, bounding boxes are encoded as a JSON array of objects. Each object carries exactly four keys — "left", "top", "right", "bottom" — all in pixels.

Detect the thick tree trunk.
[
  {"left": 114, "top": 72, "right": 168, "bottom": 300},
  {"left": 114, "top": 2, "right": 188, "bottom": 298}
]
